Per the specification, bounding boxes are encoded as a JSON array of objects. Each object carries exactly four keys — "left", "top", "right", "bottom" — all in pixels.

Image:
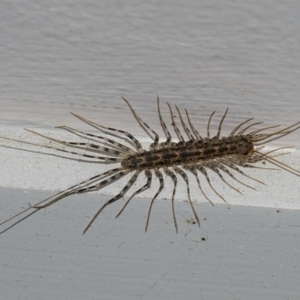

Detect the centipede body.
[{"left": 0, "top": 97, "right": 299, "bottom": 234}]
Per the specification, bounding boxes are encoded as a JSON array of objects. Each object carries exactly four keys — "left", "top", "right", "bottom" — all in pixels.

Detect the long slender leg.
[
  {"left": 34, "top": 169, "right": 131, "bottom": 208},
  {"left": 71, "top": 113, "right": 143, "bottom": 152},
  {"left": 57, "top": 125, "right": 135, "bottom": 154},
  {"left": 145, "top": 169, "right": 164, "bottom": 232},
  {"left": 185, "top": 109, "right": 203, "bottom": 141},
  {"left": 83, "top": 170, "right": 141, "bottom": 234},
  {"left": 115, "top": 170, "right": 152, "bottom": 218},
  {"left": 216, "top": 108, "right": 228, "bottom": 139},
  {"left": 175, "top": 105, "right": 194, "bottom": 141},
  {"left": 173, "top": 167, "right": 200, "bottom": 227},
  {"left": 164, "top": 167, "right": 178, "bottom": 233},
  {"left": 221, "top": 158, "right": 267, "bottom": 186},
  {"left": 202, "top": 162, "right": 242, "bottom": 195},
  {"left": 233, "top": 147, "right": 291, "bottom": 166},
  {"left": 253, "top": 122, "right": 300, "bottom": 144},
  {"left": 212, "top": 161, "right": 256, "bottom": 190},
  {"left": 0, "top": 209, "right": 40, "bottom": 235},
  {"left": 257, "top": 123, "right": 300, "bottom": 145},
  {"left": 26, "top": 129, "right": 125, "bottom": 158},
  {"left": 0, "top": 167, "right": 124, "bottom": 227},
  {"left": 70, "top": 113, "right": 138, "bottom": 149},
  {"left": 196, "top": 165, "right": 228, "bottom": 204},
  {"left": 237, "top": 121, "right": 265, "bottom": 135},
  {"left": 256, "top": 146, "right": 294, "bottom": 158},
  {"left": 229, "top": 117, "right": 254, "bottom": 137},
  {"left": 184, "top": 165, "right": 214, "bottom": 206},
  {"left": 255, "top": 132, "right": 300, "bottom": 146},
  {"left": 157, "top": 96, "right": 172, "bottom": 144},
  {"left": 0, "top": 134, "right": 124, "bottom": 164},
  {"left": 167, "top": 103, "right": 185, "bottom": 142},
  {"left": 248, "top": 124, "right": 281, "bottom": 136},
  {"left": 207, "top": 110, "right": 216, "bottom": 139},
  {"left": 157, "top": 101, "right": 178, "bottom": 148},
  {"left": 252, "top": 150, "right": 300, "bottom": 176},
  {"left": 122, "top": 97, "right": 159, "bottom": 149}
]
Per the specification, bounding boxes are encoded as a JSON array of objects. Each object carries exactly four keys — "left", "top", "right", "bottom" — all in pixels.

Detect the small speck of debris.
[
  {"left": 186, "top": 218, "right": 196, "bottom": 225},
  {"left": 201, "top": 237, "right": 206, "bottom": 241},
  {"left": 277, "top": 210, "right": 280, "bottom": 213}
]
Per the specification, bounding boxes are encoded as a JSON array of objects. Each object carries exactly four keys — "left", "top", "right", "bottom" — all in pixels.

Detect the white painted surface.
[{"left": 0, "top": 1, "right": 300, "bottom": 299}]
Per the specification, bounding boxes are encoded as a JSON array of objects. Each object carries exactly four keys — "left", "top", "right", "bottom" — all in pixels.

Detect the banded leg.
[
  {"left": 202, "top": 162, "right": 242, "bottom": 195},
  {"left": 167, "top": 103, "right": 185, "bottom": 142},
  {"left": 185, "top": 109, "right": 203, "bottom": 141},
  {"left": 115, "top": 170, "right": 152, "bottom": 218},
  {"left": 236, "top": 121, "right": 264, "bottom": 136},
  {"left": 221, "top": 158, "right": 266, "bottom": 186},
  {"left": 122, "top": 97, "right": 159, "bottom": 149},
  {"left": 71, "top": 113, "right": 143, "bottom": 152},
  {"left": 215, "top": 108, "right": 228, "bottom": 139},
  {"left": 206, "top": 110, "right": 216, "bottom": 139},
  {"left": 0, "top": 134, "right": 122, "bottom": 164},
  {"left": 214, "top": 161, "right": 256, "bottom": 190},
  {"left": 164, "top": 167, "right": 178, "bottom": 233},
  {"left": 57, "top": 125, "right": 135, "bottom": 154},
  {"left": 173, "top": 167, "right": 200, "bottom": 227},
  {"left": 0, "top": 167, "right": 124, "bottom": 227},
  {"left": 229, "top": 117, "right": 254, "bottom": 137},
  {"left": 157, "top": 96, "right": 172, "bottom": 146},
  {"left": 26, "top": 129, "right": 125, "bottom": 159},
  {"left": 196, "top": 165, "right": 228, "bottom": 204},
  {"left": 175, "top": 105, "right": 194, "bottom": 141},
  {"left": 145, "top": 169, "right": 164, "bottom": 232},
  {"left": 34, "top": 168, "right": 131, "bottom": 209},
  {"left": 184, "top": 165, "right": 214, "bottom": 206},
  {"left": 83, "top": 170, "right": 141, "bottom": 234}
]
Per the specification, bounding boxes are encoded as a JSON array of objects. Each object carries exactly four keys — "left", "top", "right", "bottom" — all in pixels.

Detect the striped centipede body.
[{"left": 0, "top": 97, "right": 299, "bottom": 234}]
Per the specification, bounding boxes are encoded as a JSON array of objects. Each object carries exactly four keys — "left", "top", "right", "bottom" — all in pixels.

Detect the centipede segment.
[{"left": 1, "top": 97, "right": 299, "bottom": 234}]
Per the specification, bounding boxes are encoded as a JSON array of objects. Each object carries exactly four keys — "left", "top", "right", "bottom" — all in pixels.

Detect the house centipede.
[{"left": 0, "top": 97, "right": 299, "bottom": 234}]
